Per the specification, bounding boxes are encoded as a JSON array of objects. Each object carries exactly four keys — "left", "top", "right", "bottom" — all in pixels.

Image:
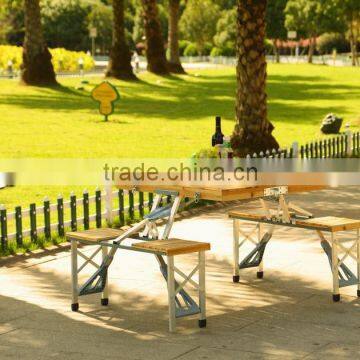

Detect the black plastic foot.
[
  {"left": 357, "top": 290, "right": 360, "bottom": 297},
  {"left": 257, "top": 271, "right": 264, "bottom": 279},
  {"left": 233, "top": 275, "right": 240, "bottom": 283},
  {"left": 332, "top": 294, "right": 340, "bottom": 302},
  {"left": 71, "top": 303, "right": 79, "bottom": 311},
  {"left": 101, "top": 298, "right": 109, "bottom": 306},
  {"left": 198, "top": 319, "right": 207, "bottom": 328}
]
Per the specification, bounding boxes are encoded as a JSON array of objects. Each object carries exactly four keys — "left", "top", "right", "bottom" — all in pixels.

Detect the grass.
[{"left": 0, "top": 63, "right": 359, "bottom": 211}]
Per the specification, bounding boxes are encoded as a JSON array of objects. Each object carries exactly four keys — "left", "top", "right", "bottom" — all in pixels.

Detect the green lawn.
[{"left": 0, "top": 64, "right": 359, "bottom": 209}]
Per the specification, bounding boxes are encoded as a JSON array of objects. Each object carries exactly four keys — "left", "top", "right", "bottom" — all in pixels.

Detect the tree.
[
  {"left": 106, "top": 0, "right": 137, "bottom": 79},
  {"left": 141, "top": 0, "right": 169, "bottom": 74},
  {"left": 168, "top": 0, "right": 185, "bottom": 73},
  {"left": 266, "top": 0, "right": 287, "bottom": 63},
  {"left": 213, "top": 7, "right": 237, "bottom": 56},
  {"left": 0, "top": 0, "right": 24, "bottom": 45},
  {"left": 285, "top": 0, "right": 344, "bottom": 63},
  {"left": 41, "top": 0, "right": 90, "bottom": 51},
  {"left": 21, "top": 0, "right": 57, "bottom": 85},
  {"left": 180, "top": 0, "right": 220, "bottom": 55},
  {"left": 230, "top": 0, "right": 279, "bottom": 157},
  {"left": 87, "top": 2, "right": 113, "bottom": 54},
  {"left": 336, "top": 0, "right": 360, "bottom": 66}
]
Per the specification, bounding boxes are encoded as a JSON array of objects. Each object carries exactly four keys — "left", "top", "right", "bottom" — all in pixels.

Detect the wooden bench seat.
[
  {"left": 66, "top": 228, "right": 125, "bottom": 243},
  {"left": 229, "top": 211, "right": 360, "bottom": 233},
  {"left": 132, "top": 239, "right": 210, "bottom": 256},
  {"left": 295, "top": 216, "right": 360, "bottom": 232}
]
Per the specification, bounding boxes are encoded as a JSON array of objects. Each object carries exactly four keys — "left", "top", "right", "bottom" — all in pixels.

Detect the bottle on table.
[{"left": 211, "top": 116, "right": 224, "bottom": 147}]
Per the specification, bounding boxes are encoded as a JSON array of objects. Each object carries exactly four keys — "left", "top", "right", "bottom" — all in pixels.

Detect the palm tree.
[
  {"left": 141, "top": 0, "right": 169, "bottom": 74},
  {"left": 168, "top": 0, "right": 185, "bottom": 73},
  {"left": 21, "top": 0, "right": 57, "bottom": 85},
  {"left": 106, "top": 0, "right": 137, "bottom": 80},
  {"left": 231, "top": 0, "right": 279, "bottom": 157}
]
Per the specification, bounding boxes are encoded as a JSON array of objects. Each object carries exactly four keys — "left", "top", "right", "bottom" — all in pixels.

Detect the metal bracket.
[
  {"left": 239, "top": 232, "right": 272, "bottom": 269},
  {"left": 263, "top": 186, "right": 288, "bottom": 198},
  {"left": 321, "top": 240, "right": 358, "bottom": 288},
  {"left": 158, "top": 255, "right": 200, "bottom": 318},
  {"left": 78, "top": 261, "right": 109, "bottom": 296}
]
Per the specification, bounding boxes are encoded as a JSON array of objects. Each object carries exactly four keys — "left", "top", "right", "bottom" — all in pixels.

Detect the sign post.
[
  {"left": 89, "top": 27, "right": 97, "bottom": 57},
  {"left": 91, "top": 81, "right": 120, "bottom": 122}
]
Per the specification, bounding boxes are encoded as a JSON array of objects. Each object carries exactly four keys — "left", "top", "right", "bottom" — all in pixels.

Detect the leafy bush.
[
  {"left": 51, "top": 48, "right": 94, "bottom": 72},
  {"left": 0, "top": 45, "right": 94, "bottom": 72},
  {"left": 178, "top": 40, "right": 191, "bottom": 56},
  {"left": 264, "top": 39, "right": 274, "bottom": 55},
  {"left": 202, "top": 42, "right": 213, "bottom": 56},
  {"left": 210, "top": 47, "right": 223, "bottom": 57},
  {"left": 317, "top": 33, "right": 350, "bottom": 54},
  {"left": 183, "top": 43, "right": 198, "bottom": 56}
]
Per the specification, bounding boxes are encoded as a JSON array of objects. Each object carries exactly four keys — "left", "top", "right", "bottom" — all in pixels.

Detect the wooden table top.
[{"left": 119, "top": 185, "right": 325, "bottom": 202}]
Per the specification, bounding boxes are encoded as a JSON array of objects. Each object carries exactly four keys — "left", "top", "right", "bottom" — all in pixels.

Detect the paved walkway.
[{"left": 1, "top": 187, "right": 360, "bottom": 359}]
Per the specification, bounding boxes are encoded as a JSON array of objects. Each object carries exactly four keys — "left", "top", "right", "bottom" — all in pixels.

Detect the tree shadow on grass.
[{"left": 0, "top": 72, "right": 359, "bottom": 123}]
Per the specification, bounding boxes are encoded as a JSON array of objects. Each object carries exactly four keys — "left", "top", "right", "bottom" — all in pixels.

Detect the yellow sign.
[{"left": 91, "top": 81, "right": 120, "bottom": 121}]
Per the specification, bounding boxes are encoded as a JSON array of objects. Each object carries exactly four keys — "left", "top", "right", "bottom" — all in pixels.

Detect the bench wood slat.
[
  {"left": 66, "top": 228, "right": 126, "bottom": 242},
  {"left": 132, "top": 239, "right": 210, "bottom": 256}
]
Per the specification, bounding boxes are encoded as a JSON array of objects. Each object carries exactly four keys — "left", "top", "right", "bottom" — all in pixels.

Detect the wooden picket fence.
[
  {"left": 246, "top": 131, "right": 360, "bottom": 159},
  {"left": 0, "top": 188, "right": 163, "bottom": 253}
]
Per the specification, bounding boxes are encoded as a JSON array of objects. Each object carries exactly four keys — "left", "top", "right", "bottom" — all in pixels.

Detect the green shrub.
[
  {"left": 210, "top": 47, "right": 223, "bottom": 57},
  {"left": 202, "top": 42, "right": 213, "bottom": 56},
  {"left": 0, "top": 45, "right": 94, "bottom": 72},
  {"left": 264, "top": 39, "right": 274, "bottom": 55},
  {"left": 317, "top": 33, "right": 350, "bottom": 54},
  {"left": 179, "top": 40, "right": 191, "bottom": 56},
  {"left": 183, "top": 43, "right": 198, "bottom": 56}
]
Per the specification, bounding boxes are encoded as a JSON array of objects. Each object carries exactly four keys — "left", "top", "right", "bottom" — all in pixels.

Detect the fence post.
[
  {"left": 129, "top": 190, "right": 134, "bottom": 220},
  {"left": 105, "top": 182, "right": 113, "bottom": 226},
  {"left": 345, "top": 128, "right": 352, "bottom": 157},
  {"left": 148, "top": 193, "right": 153, "bottom": 211},
  {"left": 44, "top": 197, "right": 51, "bottom": 239},
  {"left": 291, "top": 141, "right": 299, "bottom": 158},
  {"left": 15, "top": 206, "right": 22, "bottom": 246},
  {"left": 95, "top": 188, "right": 102, "bottom": 228},
  {"left": 57, "top": 195, "right": 65, "bottom": 237},
  {"left": 70, "top": 192, "right": 77, "bottom": 232},
  {"left": 118, "top": 189, "right": 125, "bottom": 226},
  {"left": 139, "top": 191, "right": 144, "bottom": 218},
  {"left": 0, "top": 205, "right": 7, "bottom": 251},
  {"left": 30, "top": 203, "right": 37, "bottom": 242},
  {"left": 83, "top": 190, "right": 89, "bottom": 230}
]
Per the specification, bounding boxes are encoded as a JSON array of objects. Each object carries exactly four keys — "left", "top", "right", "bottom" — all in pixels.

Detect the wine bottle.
[{"left": 211, "top": 116, "right": 224, "bottom": 147}]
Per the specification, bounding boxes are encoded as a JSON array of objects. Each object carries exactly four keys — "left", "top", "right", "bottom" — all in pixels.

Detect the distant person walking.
[{"left": 133, "top": 52, "right": 140, "bottom": 73}]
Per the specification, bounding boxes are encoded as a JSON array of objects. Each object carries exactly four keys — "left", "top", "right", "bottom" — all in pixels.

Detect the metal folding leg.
[
  {"left": 319, "top": 230, "right": 360, "bottom": 302},
  {"left": 101, "top": 245, "right": 109, "bottom": 306},
  {"left": 163, "top": 252, "right": 206, "bottom": 332},
  {"left": 233, "top": 220, "right": 273, "bottom": 282},
  {"left": 71, "top": 239, "right": 79, "bottom": 311}
]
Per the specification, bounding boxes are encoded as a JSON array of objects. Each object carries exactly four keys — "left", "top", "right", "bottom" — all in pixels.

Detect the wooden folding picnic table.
[{"left": 68, "top": 183, "right": 329, "bottom": 331}]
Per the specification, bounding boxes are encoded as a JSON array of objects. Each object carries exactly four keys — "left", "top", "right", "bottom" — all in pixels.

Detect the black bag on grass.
[{"left": 321, "top": 114, "right": 343, "bottom": 134}]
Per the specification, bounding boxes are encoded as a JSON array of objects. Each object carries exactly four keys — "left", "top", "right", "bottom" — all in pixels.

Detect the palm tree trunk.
[
  {"left": 21, "top": 0, "right": 57, "bottom": 86},
  {"left": 168, "top": 0, "right": 185, "bottom": 73},
  {"left": 106, "top": 0, "right": 137, "bottom": 80},
  {"left": 231, "top": 0, "right": 279, "bottom": 157},
  {"left": 142, "top": 0, "right": 169, "bottom": 75}
]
